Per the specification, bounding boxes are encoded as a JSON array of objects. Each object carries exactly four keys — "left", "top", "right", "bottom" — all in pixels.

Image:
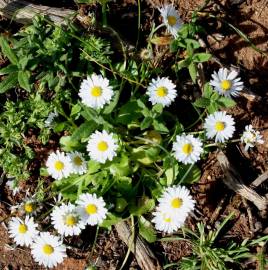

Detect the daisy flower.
[
  {"left": 79, "top": 74, "right": 114, "bottom": 109},
  {"left": 210, "top": 68, "right": 244, "bottom": 97},
  {"left": 158, "top": 185, "right": 195, "bottom": 220},
  {"left": 68, "top": 151, "right": 87, "bottom": 175},
  {"left": 45, "top": 110, "right": 58, "bottom": 128},
  {"left": 10, "top": 197, "right": 40, "bottom": 216},
  {"left": 21, "top": 198, "right": 38, "bottom": 215},
  {"left": 172, "top": 134, "right": 203, "bottom": 164},
  {"left": 31, "top": 232, "right": 66, "bottom": 268},
  {"left": 76, "top": 193, "right": 108, "bottom": 226},
  {"left": 46, "top": 150, "right": 72, "bottom": 180},
  {"left": 6, "top": 178, "right": 20, "bottom": 196},
  {"left": 51, "top": 203, "right": 85, "bottom": 236},
  {"left": 8, "top": 216, "right": 38, "bottom": 247},
  {"left": 159, "top": 4, "right": 183, "bottom": 38},
  {"left": 241, "top": 125, "right": 264, "bottom": 151},
  {"left": 147, "top": 77, "right": 177, "bottom": 107},
  {"left": 204, "top": 111, "right": 235, "bottom": 143},
  {"left": 87, "top": 130, "right": 118, "bottom": 164},
  {"left": 152, "top": 208, "right": 184, "bottom": 234}
]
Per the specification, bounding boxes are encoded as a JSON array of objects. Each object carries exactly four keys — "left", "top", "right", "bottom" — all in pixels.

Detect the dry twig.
[
  {"left": 216, "top": 151, "right": 267, "bottom": 211},
  {"left": 0, "top": 0, "right": 75, "bottom": 25},
  {"left": 115, "top": 221, "right": 161, "bottom": 270}
]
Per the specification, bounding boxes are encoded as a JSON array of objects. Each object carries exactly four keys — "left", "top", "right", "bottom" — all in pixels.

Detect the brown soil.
[{"left": 0, "top": 0, "right": 268, "bottom": 269}]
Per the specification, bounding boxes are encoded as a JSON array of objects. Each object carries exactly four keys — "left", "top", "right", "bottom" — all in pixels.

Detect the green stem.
[
  {"left": 102, "top": 2, "right": 108, "bottom": 26},
  {"left": 205, "top": 138, "right": 241, "bottom": 148},
  {"left": 178, "top": 163, "right": 194, "bottom": 185},
  {"left": 119, "top": 216, "right": 135, "bottom": 270}
]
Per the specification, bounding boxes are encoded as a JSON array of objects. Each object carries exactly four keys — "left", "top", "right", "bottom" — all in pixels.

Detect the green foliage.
[
  {"left": 0, "top": 94, "right": 53, "bottom": 180},
  {"left": 162, "top": 214, "right": 268, "bottom": 270},
  {"left": 194, "top": 83, "right": 236, "bottom": 113}
]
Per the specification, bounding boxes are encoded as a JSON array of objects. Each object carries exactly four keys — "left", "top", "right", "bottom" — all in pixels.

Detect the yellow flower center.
[
  {"left": 43, "top": 244, "right": 54, "bottom": 255},
  {"left": 73, "top": 156, "right": 83, "bottom": 166},
  {"left": 215, "top": 121, "right": 225, "bottom": 132},
  {"left": 24, "top": 202, "right": 35, "bottom": 213},
  {"left": 91, "top": 86, "right": 102, "bottom": 97},
  {"left": 54, "top": 160, "right": 64, "bottom": 171},
  {"left": 167, "top": 15, "right": 177, "bottom": 26},
  {"left": 164, "top": 217, "right": 171, "bottom": 223},
  {"left": 182, "top": 143, "right": 193, "bottom": 155},
  {"left": 85, "top": 204, "right": 97, "bottom": 215},
  {"left": 64, "top": 214, "right": 77, "bottom": 227},
  {"left": 18, "top": 224, "right": 28, "bottom": 234},
  {"left": 156, "top": 86, "right": 168, "bottom": 97},
  {"left": 171, "top": 198, "right": 183, "bottom": 208},
  {"left": 220, "top": 80, "right": 232, "bottom": 91},
  {"left": 97, "top": 141, "right": 108, "bottom": 152}
]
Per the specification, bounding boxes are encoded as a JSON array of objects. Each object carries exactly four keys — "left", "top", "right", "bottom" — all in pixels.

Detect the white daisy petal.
[
  {"left": 87, "top": 130, "right": 118, "bottom": 164},
  {"left": 31, "top": 232, "right": 66, "bottom": 268},
  {"left": 76, "top": 193, "right": 108, "bottom": 226},
  {"left": 46, "top": 150, "right": 72, "bottom": 180},
  {"left": 152, "top": 209, "right": 184, "bottom": 234},
  {"left": 79, "top": 74, "right": 114, "bottom": 109},
  {"left": 157, "top": 185, "right": 195, "bottom": 220},
  {"left": 172, "top": 134, "right": 203, "bottom": 164},
  {"left": 8, "top": 216, "right": 38, "bottom": 247},
  {"left": 68, "top": 151, "right": 87, "bottom": 175},
  {"left": 159, "top": 4, "right": 183, "bottom": 38},
  {"left": 204, "top": 111, "right": 235, "bottom": 143},
  {"left": 6, "top": 178, "right": 20, "bottom": 196},
  {"left": 241, "top": 124, "right": 264, "bottom": 151},
  {"left": 209, "top": 68, "right": 244, "bottom": 97},
  {"left": 147, "top": 77, "right": 177, "bottom": 107},
  {"left": 51, "top": 203, "right": 85, "bottom": 236}
]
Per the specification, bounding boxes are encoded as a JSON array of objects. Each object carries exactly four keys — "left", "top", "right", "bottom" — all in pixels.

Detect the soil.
[{"left": 0, "top": 0, "right": 268, "bottom": 269}]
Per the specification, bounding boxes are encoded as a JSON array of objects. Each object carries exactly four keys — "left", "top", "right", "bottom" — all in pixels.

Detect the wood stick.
[
  {"left": 115, "top": 221, "right": 161, "bottom": 270},
  {"left": 216, "top": 151, "right": 267, "bottom": 211},
  {"left": 250, "top": 170, "right": 268, "bottom": 188},
  {"left": 0, "top": 0, "right": 75, "bottom": 25}
]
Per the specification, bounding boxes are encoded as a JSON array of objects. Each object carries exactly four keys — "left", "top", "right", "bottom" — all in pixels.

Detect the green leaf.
[
  {"left": 217, "top": 97, "right": 236, "bottom": 108},
  {"left": 194, "top": 97, "right": 211, "bottom": 108},
  {"left": 130, "top": 197, "right": 155, "bottom": 216},
  {"left": 207, "top": 102, "right": 219, "bottom": 114},
  {"left": 18, "top": 70, "right": 31, "bottom": 91},
  {"left": 0, "top": 36, "right": 18, "bottom": 65},
  {"left": 152, "top": 104, "right": 163, "bottom": 114},
  {"left": 117, "top": 100, "right": 142, "bottom": 125},
  {"left": 109, "top": 154, "right": 131, "bottom": 177},
  {"left": 0, "top": 72, "right": 18, "bottom": 93},
  {"left": 103, "top": 90, "right": 120, "bottom": 114},
  {"left": 185, "top": 38, "right": 201, "bottom": 49},
  {"left": 193, "top": 53, "right": 212, "bottom": 63},
  {"left": 87, "top": 160, "right": 101, "bottom": 174},
  {"left": 188, "top": 62, "right": 197, "bottom": 83},
  {"left": 0, "top": 64, "right": 18, "bottom": 75},
  {"left": 140, "top": 117, "right": 153, "bottom": 130},
  {"left": 177, "top": 58, "right": 190, "bottom": 70},
  {"left": 138, "top": 216, "right": 157, "bottom": 243},
  {"left": 203, "top": 83, "right": 213, "bottom": 98},
  {"left": 178, "top": 164, "right": 201, "bottom": 184},
  {"left": 153, "top": 119, "right": 169, "bottom": 133},
  {"left": 101, "top": 213, "right": 122, "bottom": 229},
  {"left": 165, "top": 163, "right": 179, "bottom": 186},
  {"left": 54, "top": 122, "right": 67, "bottom": 133},
  {"left": 60, "top": 136, "right": 79, "bottom": 151},
  {"left": 70, "top": 103, "right": 81, "bottom": 116},
  {"left": 71, "top": 121, "right": 97, "bottom": 141}
]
